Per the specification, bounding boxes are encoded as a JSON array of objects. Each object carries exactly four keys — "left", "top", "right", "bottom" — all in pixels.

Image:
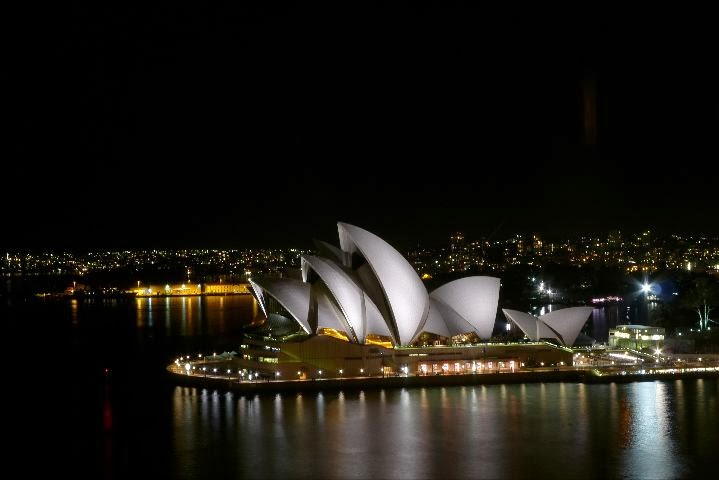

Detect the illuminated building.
[
  {"left": 203, "top": 283, "right": 251, "bottom": 294},
  {"left": 242, "top": 223, "right": 574, "bottom": 377},
  {"left": 608, "top": 324, "right": 665, "bottom": 350},
  {"left": 133, "top": 283, "right": 250, "bottom": 296},
  {"left": 250, "top": 222, "right": 500, "bottom": 347}
]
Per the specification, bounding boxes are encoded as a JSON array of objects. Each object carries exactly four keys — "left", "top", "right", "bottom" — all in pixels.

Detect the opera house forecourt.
[{"left": 169, "top": 223, "right": 605, "bottom": 388}]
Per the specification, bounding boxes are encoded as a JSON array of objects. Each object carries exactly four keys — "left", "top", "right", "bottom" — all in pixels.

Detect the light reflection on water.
[
  {"left": 15, "top": 296, "right": 716, "bottom": 478},
  {"left": 134, "top": 295, "right": 257, "bottom": 337},
  {"left": 168, "top": 380, "right": 718, "bottom": 479}
]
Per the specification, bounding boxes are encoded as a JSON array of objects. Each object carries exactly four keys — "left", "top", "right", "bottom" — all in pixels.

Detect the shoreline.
[
  {"left": 167, "top": 367, "right": 719, "bottom": 394},
  {"left": 135, "top": 292, "right": 250, "bottom": 298}
]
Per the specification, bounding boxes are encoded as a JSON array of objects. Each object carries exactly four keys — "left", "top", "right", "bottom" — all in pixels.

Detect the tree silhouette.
[{"left": 681, "top": 275, "right": 719, "bottom": 331}]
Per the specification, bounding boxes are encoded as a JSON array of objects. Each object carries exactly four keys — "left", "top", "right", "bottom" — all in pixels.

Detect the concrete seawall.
[{"left": 167, "top": 368, "right": 719, "bottom": 395}]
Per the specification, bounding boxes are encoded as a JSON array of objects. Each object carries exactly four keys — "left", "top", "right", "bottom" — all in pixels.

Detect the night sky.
[{"left": 6, "top": 5, "right": 719, "bottom": 250}]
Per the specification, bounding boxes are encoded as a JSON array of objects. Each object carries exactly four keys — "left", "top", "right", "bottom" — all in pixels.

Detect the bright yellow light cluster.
[{"left": 317, "top": 328, "right": 349, "bottom": 342}]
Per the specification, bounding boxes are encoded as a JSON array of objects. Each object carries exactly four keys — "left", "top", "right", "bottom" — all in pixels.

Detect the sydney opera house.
[{"left": 244, "top": 223, "right": 593, "bottom": 379}]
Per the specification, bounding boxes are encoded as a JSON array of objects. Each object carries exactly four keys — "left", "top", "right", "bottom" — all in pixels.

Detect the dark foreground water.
[{"left": 4, "top": 296, "right": 718, "bottom": 479}]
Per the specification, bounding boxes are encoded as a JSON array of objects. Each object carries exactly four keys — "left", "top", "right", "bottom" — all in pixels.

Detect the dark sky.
[{"left": 6, "top": 5, "right": 719, "bottom": 250}]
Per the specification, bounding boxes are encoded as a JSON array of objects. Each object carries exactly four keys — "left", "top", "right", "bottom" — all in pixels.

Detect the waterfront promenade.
[{"left": 167, "top": 363, "right": 719, "bottom": 394}]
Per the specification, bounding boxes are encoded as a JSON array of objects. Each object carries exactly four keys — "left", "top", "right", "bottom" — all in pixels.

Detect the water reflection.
[
  {"left": 621, "top": 382, "right": 681, "bottom": 478},
  {"left": 132, "top": 295, "right": 256, "bottom": 336},
  {"left": 165, "top": 380, "right": 718, "bottom": 479},
  {"left": 70, "top": 298, "right": 78, "bottom": 324}
]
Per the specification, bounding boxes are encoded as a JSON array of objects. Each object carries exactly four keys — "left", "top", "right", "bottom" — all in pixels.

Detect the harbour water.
[{"left": 5, "top": 296, "right": 715, "bottom": 479}]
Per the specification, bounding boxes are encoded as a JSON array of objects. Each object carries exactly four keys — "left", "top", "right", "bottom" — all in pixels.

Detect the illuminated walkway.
[{"left": 167, "top": 362, "right": 719, "bottom": 394}]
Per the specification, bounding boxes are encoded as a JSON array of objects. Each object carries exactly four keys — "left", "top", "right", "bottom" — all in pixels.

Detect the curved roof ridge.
[
  {"left": 502, "top": 308, "right": 540, "bottom": 341},
  {"left": 428, "top": 296, "right": 476, "bottom": 337},
  {"left": 540, "top": 307, "right": 594, "bottom": 347},
  {"left": 302, "top": 255, "right": 391, "bottom": 342},
  {"left": 337, "top": 222, "right": 429, "bottom": 346},
  {"left": 248, "top": 277, "right": 312, "bottom": 334},
  {"left": 430, "top": 276, "right": 500, "bottom": 340}
]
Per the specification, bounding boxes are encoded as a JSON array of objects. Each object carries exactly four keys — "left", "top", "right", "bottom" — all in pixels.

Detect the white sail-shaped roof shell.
[
  {"left": 413, "top": 299, "right": 452, "bottom": 340},
  {"left": 248, "top": 278, "right": 312, "bottom": 334},
  {"left": 313, "top": 239, "right": 347, "bottom": 266},
  {"left": 337, "top": 222, "right": 429, "bottom": 346},
  {"left": 540, "top": 307, "right": 593, "bottom": 347},
  {"left": 430, "top": 277, "right": 500, "bottom": 340},
  {"left": 430, "top": 298, "right": 477, "bottom": 336},
  {"left": 312, "top": 284, "right": 355, "bottom": 334},
  {"left": 503, "top": 307, "right": 593, "bottom": 346},
  {"left": 536, "top": 320, "right": 561, "bottom": 343},
  {"left": 502, "top": 309, "right": 541, "bottom": 341},
  {"left": 301, "top": 255, "right": 390, "bottom": 343}
]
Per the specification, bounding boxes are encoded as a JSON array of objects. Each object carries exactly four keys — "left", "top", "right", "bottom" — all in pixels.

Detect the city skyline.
[
  {"left": 5, "top": 228, "right": 718, "bottom": 279},
  {"left": 6, "top": 6, "right": 718, "bottom": 249}
]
